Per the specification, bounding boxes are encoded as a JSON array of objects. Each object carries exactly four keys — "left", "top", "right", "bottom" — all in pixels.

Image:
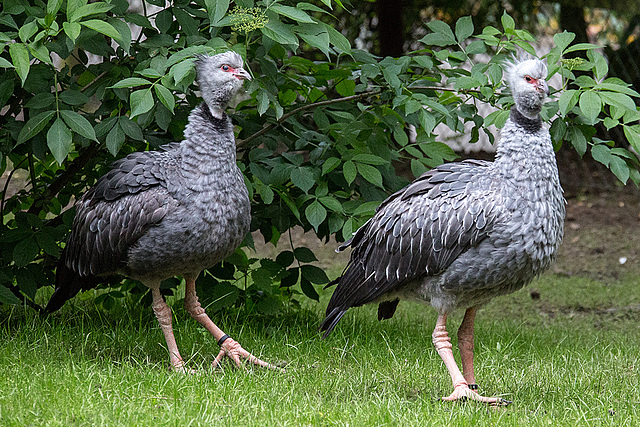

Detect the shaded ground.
[{"left": 556, "top": 192, "right": 640, "bottom": 281}]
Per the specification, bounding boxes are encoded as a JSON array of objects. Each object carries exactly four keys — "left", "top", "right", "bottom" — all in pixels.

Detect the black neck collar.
[
  {"left": 510, "top": 107, "right": 542, "bottom": 133},
  {"left": 199, "top": 102, "right": 227, "bottom": 123}
]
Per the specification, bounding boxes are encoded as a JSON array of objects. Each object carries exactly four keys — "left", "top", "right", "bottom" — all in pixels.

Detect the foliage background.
[{"left": 1, "top": 0, "right": 639, "bottom": 313}]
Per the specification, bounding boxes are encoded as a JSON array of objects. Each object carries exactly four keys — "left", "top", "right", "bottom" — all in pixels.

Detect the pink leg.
[
  {"left": 183, "top": 276, "right": 281, "bottom": 371},
  {"left": 151, "top": 288, "right": 189, "bottom": 372},
  {"left": 433, "top": 313, "right": 507, "bottom": 405},
  {"left": 457, "top": 307, "right": 477, "bottom": 388}
]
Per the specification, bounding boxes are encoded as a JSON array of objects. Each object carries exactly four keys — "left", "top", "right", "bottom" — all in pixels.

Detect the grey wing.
[
  {"left": 64, "top": 151, "right": 174, "bottom": 276},
  {"left": 328, "top": 160, "right": 503, "bottom": 310}
]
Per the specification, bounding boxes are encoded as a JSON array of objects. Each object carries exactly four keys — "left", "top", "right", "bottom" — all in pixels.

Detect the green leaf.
[
  {"left": 0, "top": 57, "right": 13, "bottom": 68},
  {"left": 590, "top": 51, "right": 608, "bottom": 81},
  {"left": 118, "top": 117, "right": 143, "bottom": 141},
  {"left": 47, "top": 117, "right": 73, "bottom": 164},
  {"left": 257, "top": 90, "right": 269, "bottom": 115},
  {"left": 455, "top": 16, "right": 474, "bottom": 42},
  {"left": 106, "top": 122, "right": 125, "bottom": 155},
  {"left": 296, "top": 24, "right": 330, "bottom": 58},
  {"left": 35, "top": 231, "right": 60, "bottom": 257},
  {"left": 352, "top": 154, "right": 387, "bottom": 165},
  {"left": 553, "top": 31, "right": 575, "bottom": 53},
  {"left": 567, "top": 126, "right": 587, "bottom": 156},
  {"left": 138, "top": 68, "right": 163, "bottom": 79},
  {"left": 590, "top": 144, "right": 611, "bottom": 167},
  {"left": 356, "top": 163, "right": 383, "bottom": 187},
  {"left": 262, "top": 19, "right": 299, "bottom": 47},
  {"left": 109, "top": 18, "right": 132, "bottom": 53},
  {"left": 258, "top": 184, "right": 274, "bottom": 204},
  {"left": 564, "top": 43, "right": 600, "bottom": 54},
  {"left": 62, "top": 22, "right": 82, "bottom": 42},
  {"left": 578, "top": 91, "right": 601, "bottom": 125},
  {"left": 60, "top": 110, "right": 97, "bottom": 141},
  {"left": 69, "top": 2, "right": 114, "bottom": 23},
  {"left": 206, "top": 0, "right": 229, "bottom": 26},
  {"left": 623, "top": 125, "right": 640, "bottom": 154},
  {"left": 324, "top": 23, "right": 351, "bottom": 53},
  {"left": 501, "top": 11, "right": 515, "bottom": 31},
  {"left": 291, "top": 167, "right": 315, "bottom": 193},
  {"left": 420, "top": 32, "right": 456, "bottom": 47},
  {"left": 598, "top": 91, "right": 636, "bottom": 113},
  {"left": 300, "top": 278, "right": 319, "bottom": 301},
  {"left": 335, "top": 79, "right": 355, "bottom": 96},
  {"left": 9, "top": 42, "right": 30, "bottom": 86},
  {"left": 130, "top": 88, "right": 154, "bottom": 118},
  {"left": 609, "top": 155, "right": 629, "bottom": 184},
  {"left": 17, "top": 110, "right": 55, "bottom": 145},
  {"left": 27, "top": 42, "right": 52, "bottom": 65},
  {"left": 80, "top": 19, "right": 120, "bottom": 40},
  {"left": 300, "top": 264, "right": 329, "bottom": 285},
  {"left": 0, "top": 285, "right": 21, "bottom": 305},
  {"left": 251, "top": 268, "right": 272, "bottom": 293},
  {"left": 13, "top": 239, "right": 39, "bottom": 268},
  {"left": 47, "top": 0, "right": 64, "bottom": 15},
  {"left": 18, "top": 21, "right": 38, "bottom": 43},
  {"left": 343, "top": 160, "right": 356, "bottom": 185},
  {"left": 322, "top": 157, "right": 340, "bottom": 175},
  {"left": 319, "top": 196, "right": 343, "bottom": 213},
  {"left": 558, "top": 89, "right": 578, "bottom": 115},
  {"left": 271, "top": 4, "right": 315, "bottom": 23},
  {"left": 305, "top": 200, "right": 327, "bottom": 230},
  {"left": 294, "top": 247, "right": 318, "bottom": 263},
  {"left": 173, "top": 7, "right": 198, "bottom": 36},
  {"left": 171, "top": 60, "right": 194, "bottom": 85},
  {"left": 59, "top": 90, "right": 89, "bottom": 106},
  {"left": 109, "top": 77, "right": 151, "bottom": 89},
  {"left": 154, "top": 84, "right": 175, "bottom": 113}
]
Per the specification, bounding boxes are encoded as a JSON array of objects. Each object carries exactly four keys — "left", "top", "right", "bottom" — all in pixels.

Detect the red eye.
[
  {"left": 524, "top": 75, "right": 533, "bottom": 82},
  {"left": 221, "top": 65, "right": 230, "bottom": 71}
]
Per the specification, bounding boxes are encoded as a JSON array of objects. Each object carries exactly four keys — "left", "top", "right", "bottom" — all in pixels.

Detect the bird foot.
[
  {"left": 213, "top": 337, "right": 284, "bottom": 372},
  {"left": 442, "top": 385, "right": 511, "bottom": 406}
]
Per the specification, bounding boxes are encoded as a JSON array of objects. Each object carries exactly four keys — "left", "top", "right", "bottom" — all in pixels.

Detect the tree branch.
[{"left": 237, "top": 90, "right": 382, "bottom": 149}]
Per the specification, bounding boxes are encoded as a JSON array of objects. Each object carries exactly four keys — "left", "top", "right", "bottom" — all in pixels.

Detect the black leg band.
[
  {"left": 468, "top": 384, "right": 479, "bottom": 390},
  {"left": 218, "top": 334, "right": 230, "bottom": 346}
]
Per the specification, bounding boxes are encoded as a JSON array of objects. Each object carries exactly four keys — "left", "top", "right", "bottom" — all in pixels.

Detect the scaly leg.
[
  {"left": 457, "top": 307, "right": 478, "bottom": 389},
  {"left": 432, "top": 313, "right": 508, "bottom": 405},
  {"left": 183, "top": 275, "right": 280, "bottom": 370},
  {"left": 151, "top": 288, "right": 189, "bottom": 372}
]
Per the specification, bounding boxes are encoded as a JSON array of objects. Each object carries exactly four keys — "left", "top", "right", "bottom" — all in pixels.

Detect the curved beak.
[
  {"left": 537, "top": 80, "right": 549, "bottom": 96},
  {"left": 234, "top": 68, "right": 252, "bottom": 81}
]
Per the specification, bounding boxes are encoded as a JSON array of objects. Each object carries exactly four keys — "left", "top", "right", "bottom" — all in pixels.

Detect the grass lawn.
[{"left": 1, "top": 268, "right": 640, "bottom": 426}]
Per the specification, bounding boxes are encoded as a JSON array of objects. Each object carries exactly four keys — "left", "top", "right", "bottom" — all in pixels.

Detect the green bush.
[{"left": 1, "top": 1, "right": 638, "bottom": 312}]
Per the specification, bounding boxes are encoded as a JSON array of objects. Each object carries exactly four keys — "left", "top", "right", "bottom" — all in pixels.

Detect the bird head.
[
  {"left": 505, "top": 58, "right": 549, "bottom": 119},
  {"left": 195, "top": 51, "right": 251, "bottom": 118}
]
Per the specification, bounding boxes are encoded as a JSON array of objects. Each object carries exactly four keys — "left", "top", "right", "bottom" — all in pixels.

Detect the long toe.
[
  {"left": 212, "top": 338, "right": 284, "bottom": 372},
  {"left": 442, "top": 385, "right": 511, "bottom": 406}
]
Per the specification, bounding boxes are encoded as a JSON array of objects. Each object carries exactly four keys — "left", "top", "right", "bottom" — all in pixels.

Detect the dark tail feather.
[
  {"left": 44, "top": 253, "right": 100, "bottom": 314},
  {"left": 319, "top": 307, "right": 348, "bottom": 339}
]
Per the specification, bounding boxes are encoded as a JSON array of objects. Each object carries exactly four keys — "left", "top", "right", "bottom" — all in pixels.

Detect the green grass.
[{"left": 1, "top": 272, "right": 640, "bottom": 426}]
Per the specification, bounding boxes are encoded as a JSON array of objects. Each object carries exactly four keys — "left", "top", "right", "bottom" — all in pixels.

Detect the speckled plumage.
[
  {"left": 321, "top": 58, "right": 565, "bottom": 338},
  {"left": 46, "top": 51, "right": 250, "bottom": 310}
]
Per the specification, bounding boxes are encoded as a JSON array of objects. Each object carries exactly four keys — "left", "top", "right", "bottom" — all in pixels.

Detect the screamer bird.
[
  {"left": 45, "top": 51, "right": 278, "bottom": 372},
  {"left": 320, "top": 58, "right": 565, "bottom": 404}
]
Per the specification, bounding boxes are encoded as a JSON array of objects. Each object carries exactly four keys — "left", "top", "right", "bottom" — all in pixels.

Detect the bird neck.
[
  {"left": 509, "top": 107, "right": 542, "bottom": 133},
  {"left": 179, "top": 104, "right": 237, "bottom": 171},
  {"left": 492, "top": 107, "right": 558, "bottom": 183}
]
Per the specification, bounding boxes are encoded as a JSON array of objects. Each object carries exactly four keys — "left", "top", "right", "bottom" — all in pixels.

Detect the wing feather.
[{"left": 321, "top": 160, "right": 505, "bottom": 334}]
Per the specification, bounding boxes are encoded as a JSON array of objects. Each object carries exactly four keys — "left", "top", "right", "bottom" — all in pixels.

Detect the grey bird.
[
  {"left": 45, "top": 51, "right": 277, "bottom": 371},
  {"left": 320, "top": 58, "right": 565, "bottom": 404}
]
